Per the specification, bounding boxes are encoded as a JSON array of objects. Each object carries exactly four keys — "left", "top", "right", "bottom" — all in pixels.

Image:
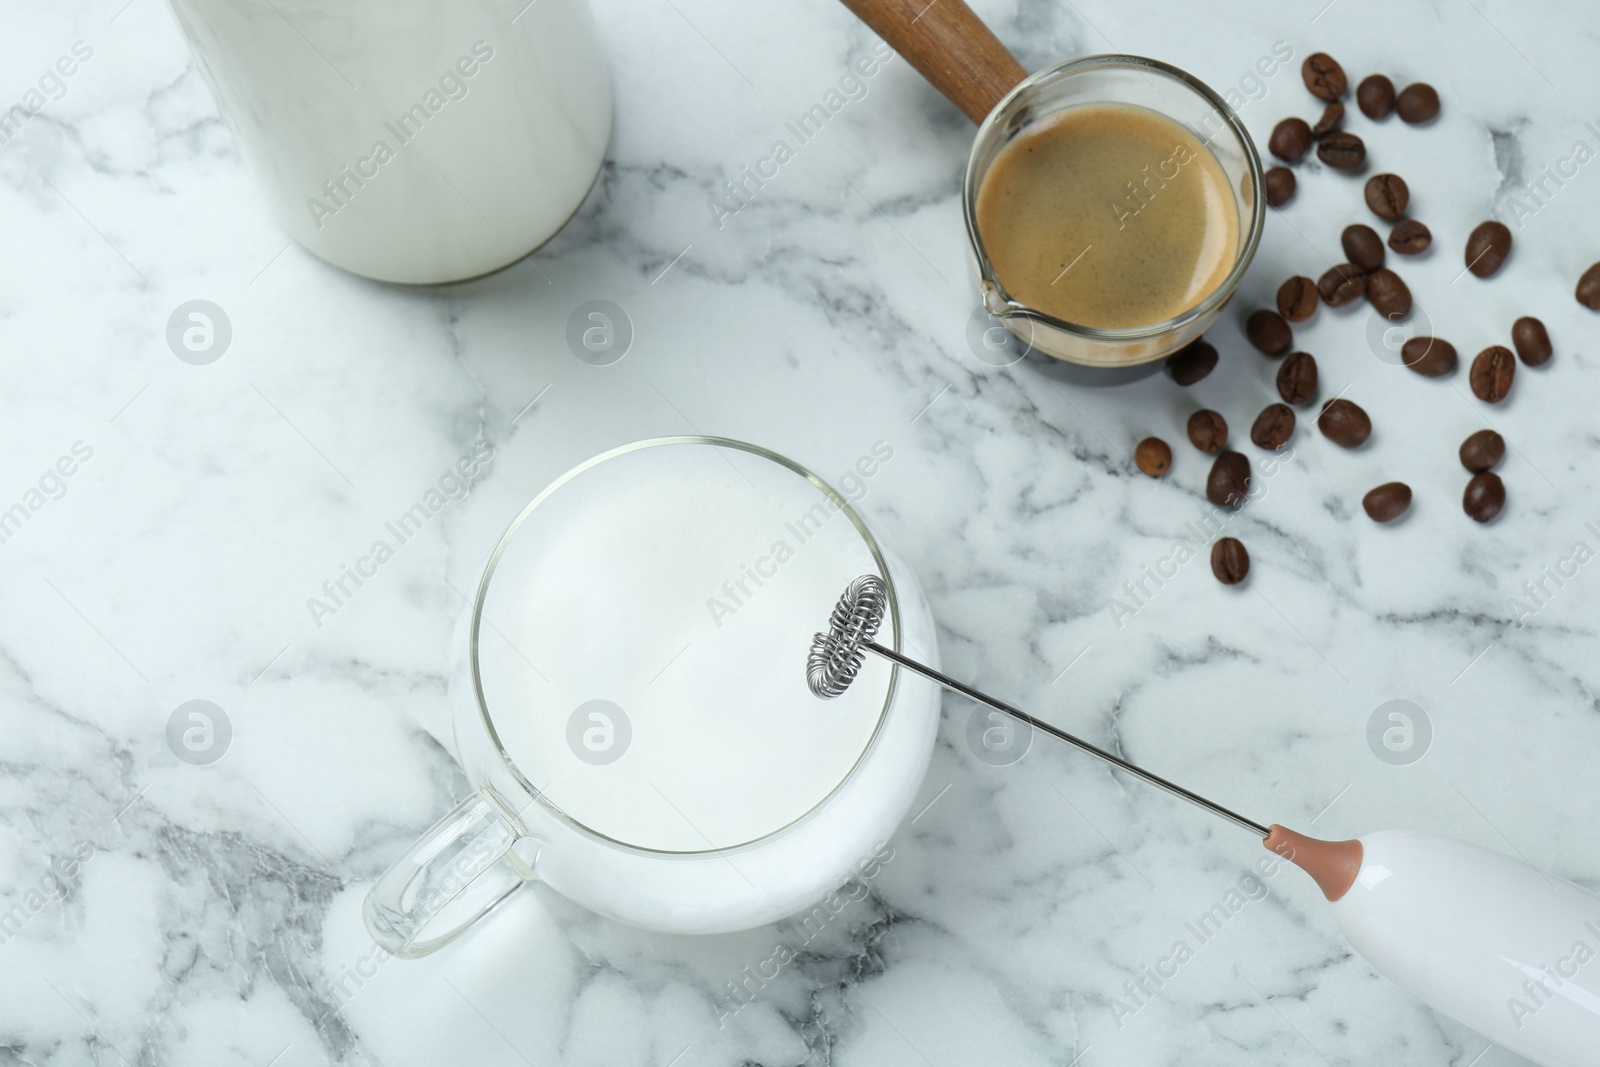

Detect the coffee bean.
[
  {"left": 1270, "top": 118, "right": 1313, "bottom": 163},
  {"left": 1396, "top": 82, "right": 1440, "bottom": 124},
  {"left": 1206, "top": 451, "right": 1252, "bottom": 509},
  {"left": 1357, "top": 74, "right": 1395, "bottom": 119},
  {"left": 1135, "top": 436, "right": 1172, "bottom": 477},
  {"left": 1317, "top": 263, "right": 1368, "bottom": 307},
  {"left": 1362, "top": 482, "right": 1412, "bottom": 523},
  {"left": 1365, "top": 268, "right": 1412, "bottom": 320},
  {"left": 1316, "top": 131, "right": 1366, "bottom": 170},
  {"left": 1277, "top": 351, "right": 1319, "bottom": 406},
  {"left": 1187, "top": 409, "right": 1229, "bottom": 453},
  {"left": 1250, "top": 403, "right": 1296, "bottom": 449},
  {"left": 1318, "top": 398, "right": 1371, "bottom": 448},
  {"left": 1364, "top": 173, "right": 1409, "bottom": 220},
  {"left": 1388, "top": 218, "right": 1431, "bottom": 255},
  {"left": 1302, "top": 53, "right": 1347, "bottom": 101},
  {"left": 1167, "top": 337, "right": 1218, "bottom": 385},
  {"left": 1246, "top": 309, "right": 1293, "bottom": 356},
  {"left": 1578, "top": 262, "right": 1600, "bottom": 309},
  {"left": 1277, "top": 276, "right": 1319, "bottom": 322},
  {"left": 1265, "top": 166, "right": 1297, "bottom": 207},
  {"left": 1470, "top": 345, "right": 1515, "bottom": 403},
  {"left": 1463, "top": 471, "right": 1505, "bottom": 524},
  {"left": 1342, "top": 224, "right": 1385, "bottom": 270},
  {"left": 1211, "top": 537, "right": 1250, "bottom": 584},
  {"left": 1465, "top": 221, "right": 1511, "bottom": 278},
  {"left": 1458, "top": 429, "right": 1505, "bottom": 473},
  {"left": 1312, "top": 101, "right": 1344, "bottom": 138},
  {"left": 1510, "top": 316, "right": 1551, "bottom": 367},
  {"left": 1400, "top": 335, "right": 1456, "bottom": 378}
]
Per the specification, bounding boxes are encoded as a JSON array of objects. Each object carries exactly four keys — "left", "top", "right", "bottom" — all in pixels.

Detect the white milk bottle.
[{"left": 165, "top": 0, "right": 611, "bottom": 283}]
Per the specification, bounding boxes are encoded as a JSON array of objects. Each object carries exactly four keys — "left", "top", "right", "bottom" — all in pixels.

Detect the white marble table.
[{"left": 5, "top": 0, "right": 1600, "bottom": 1063}]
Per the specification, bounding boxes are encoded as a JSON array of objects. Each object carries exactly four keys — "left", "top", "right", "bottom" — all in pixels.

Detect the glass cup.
[
  {"left": 963, "top": 55, "right": 1265, "bottom": 368},
  {"left": 364, "top": 437, "right": 941, "bottom": 956}
]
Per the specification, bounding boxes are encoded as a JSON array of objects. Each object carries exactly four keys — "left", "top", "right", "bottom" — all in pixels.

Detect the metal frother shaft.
[
  {"left": 814, "top": 577, "right": 1600, "bottom": 1067},
  {"left": 808, "top": 575, "right": 1271, "bottom": 839}
]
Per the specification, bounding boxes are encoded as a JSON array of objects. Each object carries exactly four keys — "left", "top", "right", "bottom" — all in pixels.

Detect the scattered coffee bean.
[
  {"left": 1318, "top": 262, "right": 1368, "bottom": 307},
  {"left": 1318, "top": 398, "right": 1372, "bottom": 448},
  {"left": 1302, "top": 53, "right": 1347, "bottom": 101},
  {"left": 1465, "top": 221, "right": 1511, "bottom": 278},
  {"left": 1365, "top": 268, "right": 1412, "bottom": 320},
  {"left": 1458, "top": 429, "right": 1505, "bottom": 473},
  {"left": 1356, "top": 74, "right": 1395, "bottom": 120},
  {"left": 1577, "top": 262, "right": 1600, "bottom": 310},
  {"left": 1312, "top": 101, "right": 1345, "bottom": 138},
  {"left": 1469, "top": 345, "right": 1515, "bottom": 403},
  {"left": 1270, "top": 118, "right": 1313, "bottom": 163},
  {"left": 1206, "top": 451, "right": 1252, "bottom": 509},
  {"left": 1342, "top": 224, "right": 1385, "bottom": 270},
  {"left": 1211, "top": 536, "right": 1250, "bottom": 585},
  {"left": 1364, "top": 173, "right": 1409, "bottom": 220},
  {"left": 1167, "top": 337, "right": 1218, "bottom": 385},
  {"left": 1187, "top": 409, "right": 1229, "bottom": 453},
  {"left": 1246, "top": 309, "right": 1293, "bottom": 356},
  {"left": 1277, "top": 351, "right": 1319, "bottom": 406},
  {"left": 1463, "top": 471, "right": 1505, "bottom": 523},
  {"left": 1400, "top": 335, "right": 1456, "bottom": 378},
  {"left": 1388, "top": 218, "right": 1431, "bottom": 255},
  {"left": 1362, "top": 482, "right": 1412, "bottom": 523},
  {"left": 1265, "top": 166, "right": 1297, "bottom": 207},
  {"left": 1277, "top": 275, "right": 1319, "bottom": 322},
  {"left": 1396, "top": 82, "right": 1440, "bottom": 124},
  {"left": 1135, "top": 436, "right": 1172, "bottom": 477},
  {"left": 1510, "top": 316, "right": 1551, "bottom": 367},
  {"left": 1317, "top": 131, "right": 1366, "bottom": 170},
  {"left": 1250, "top": 403, "right": 1296, "bottom": 449}
]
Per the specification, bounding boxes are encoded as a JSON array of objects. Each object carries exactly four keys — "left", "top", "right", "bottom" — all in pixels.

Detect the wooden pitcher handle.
[{"left": 839, "top": 0, "right": 1027, "bottom": 124}]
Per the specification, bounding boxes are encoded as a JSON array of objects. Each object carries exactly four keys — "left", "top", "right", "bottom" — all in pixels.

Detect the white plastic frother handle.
[{"left": 1331, "top": 830, "right": 1600, "bottom": 1067}]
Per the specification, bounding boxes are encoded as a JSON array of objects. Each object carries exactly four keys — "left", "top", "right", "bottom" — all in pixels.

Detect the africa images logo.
[
  {"left": 304, "top": 41, "right": 495, "bottom": 230},
  {"left": 305, "top": 441, "right": 494, "bottom": 628}
]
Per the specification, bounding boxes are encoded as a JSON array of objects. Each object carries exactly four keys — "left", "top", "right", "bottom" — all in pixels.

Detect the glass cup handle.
[{"left": 362, "top": 791, "right": 528, "bottom": 958}]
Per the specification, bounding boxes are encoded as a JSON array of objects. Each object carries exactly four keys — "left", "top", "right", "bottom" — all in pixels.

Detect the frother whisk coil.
[{"left": 807, "top": 574, "right": 888, "bottom": 699}]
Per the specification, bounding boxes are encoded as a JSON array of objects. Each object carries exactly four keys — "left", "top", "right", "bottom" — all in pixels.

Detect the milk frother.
[{"left": 810, "top": 575, "right": 1600, "bottom": 1067}]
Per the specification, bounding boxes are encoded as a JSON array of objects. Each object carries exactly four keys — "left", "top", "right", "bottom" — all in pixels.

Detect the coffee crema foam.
[{"left": 975, "top": 103, "right": 1240, "bottom": 330}]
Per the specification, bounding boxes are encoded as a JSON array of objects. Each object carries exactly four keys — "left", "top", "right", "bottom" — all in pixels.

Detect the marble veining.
[{"left": 3, "top": 0, "right": 1600, "bottom": 1064}]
